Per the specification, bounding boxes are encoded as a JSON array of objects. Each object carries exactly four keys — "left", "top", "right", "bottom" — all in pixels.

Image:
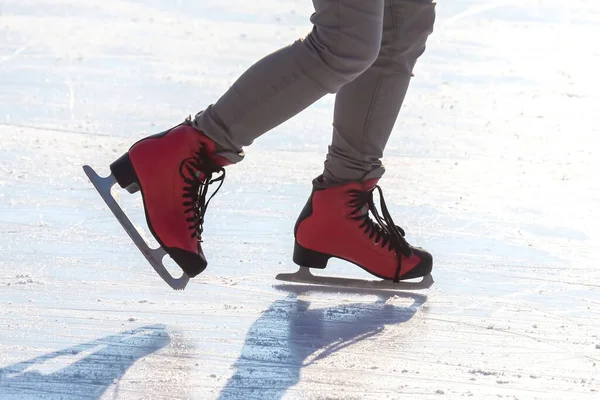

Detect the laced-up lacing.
[
  {"left": 347, "top": 186, "right": 413, "bottom": 282},
  {"left": 179, "top": 143, "right": 225, "bottom": 240}
]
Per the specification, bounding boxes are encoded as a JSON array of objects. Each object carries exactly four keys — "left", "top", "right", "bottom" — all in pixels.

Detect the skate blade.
[
  {"left": 275, "top": 268, "right": 433, "bottom": 291},
  {"left": 83, "top": 165, "right": 190, "bottom": 291}
]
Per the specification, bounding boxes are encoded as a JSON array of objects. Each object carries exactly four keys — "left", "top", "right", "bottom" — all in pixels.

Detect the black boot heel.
[
  {"left": 110, "top": 153, "right": 141, "bottom": 194},
  {"left": 293, "top": 242, "right": 331, "bottom": 269}
]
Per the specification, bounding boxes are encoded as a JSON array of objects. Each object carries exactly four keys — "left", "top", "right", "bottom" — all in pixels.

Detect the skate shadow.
[
  {"left": 0, "top": 324, "right": 170, "bottom": 400},
  {"left": 218, "top": 285, "right": 427, "bottom": 400}
]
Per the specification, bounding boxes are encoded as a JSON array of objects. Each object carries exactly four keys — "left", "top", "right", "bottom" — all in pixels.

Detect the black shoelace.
[
  {"left": 347, "top": 186, "right": 413, "bottom": 282},
  {"left": 179, "top": 143, "right": 225, "bottom": 240}
]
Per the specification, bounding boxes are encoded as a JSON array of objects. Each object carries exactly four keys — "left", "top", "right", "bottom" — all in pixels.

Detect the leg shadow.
[
  {"left": 218, "top": 285, "right": 427, "bottom": 399},
  {"left": 0, "top": 324, "right": 170, "bottom": 399}
]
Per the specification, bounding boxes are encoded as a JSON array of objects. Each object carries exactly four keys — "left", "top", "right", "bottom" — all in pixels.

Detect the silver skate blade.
[
  {"left": 83, "top": 165, "right": 190, "bottom": 291},
  {"left": 275, "top": 267, "right": 433, "bottom": 291}
]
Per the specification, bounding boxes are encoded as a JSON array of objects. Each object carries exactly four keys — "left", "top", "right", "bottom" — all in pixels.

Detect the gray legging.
[{"left": 194, "top": 0, "right": 436, "bottom": 183}]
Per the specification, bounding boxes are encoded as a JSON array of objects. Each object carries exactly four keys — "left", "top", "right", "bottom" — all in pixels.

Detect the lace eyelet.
[
  {"left": 178, "top": 143, "right": 226, "bottom": 240},
  {"left": 347, "top": 185, "right": 411, "bottom": 260}
]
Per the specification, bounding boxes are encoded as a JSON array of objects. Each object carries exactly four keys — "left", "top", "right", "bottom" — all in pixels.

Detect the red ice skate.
[
  {"left": 83, "top": 118, "right": 241, "bottom": 290},
  {"left": 277, "top": 176, "right": 433, "bottom": 290}
]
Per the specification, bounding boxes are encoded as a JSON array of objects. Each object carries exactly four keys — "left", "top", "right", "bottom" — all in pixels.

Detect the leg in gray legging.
[
  {"left": 193, "top": 0, "right": 385, "bottom": 151},
  {"left": 323, "top": 0, "right": 437, "bottom": 184}
]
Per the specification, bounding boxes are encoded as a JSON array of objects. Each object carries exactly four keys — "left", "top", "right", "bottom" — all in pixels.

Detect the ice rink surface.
[{"left": 1, "top": 1, "right": 599, "bottom": 399}]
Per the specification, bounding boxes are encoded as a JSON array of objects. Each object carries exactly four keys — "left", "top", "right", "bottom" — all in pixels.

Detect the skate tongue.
[
  {"left": 359, "top": 178, "right": 380, "bottom": 215},
  {"left": 362, "top": 178, "right": 380, "bottom": 191},
  {"left": 360, "top": 201, "right": 371, "bottom": 216},
  {"left": 214, "top": 149, "right": 244, "bottom": 164}
]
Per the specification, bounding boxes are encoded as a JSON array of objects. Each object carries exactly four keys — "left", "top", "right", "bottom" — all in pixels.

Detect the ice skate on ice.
[
  {"left": 275, "top": 267, "right": 433, "bottom": 290},
  {"left": 276, "top": 176, "right": 433, "bottom": 290},
  {"left": 83, "top": 118, "right": 242, "bottom": 290}
]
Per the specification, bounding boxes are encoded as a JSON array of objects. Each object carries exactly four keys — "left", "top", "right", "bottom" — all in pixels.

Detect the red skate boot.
[
  {"left": 83, "top": 118, "right": 242, "bottom": 289},
  {"left": 279, "top": 176, "right": 433, "bottom": 289}
]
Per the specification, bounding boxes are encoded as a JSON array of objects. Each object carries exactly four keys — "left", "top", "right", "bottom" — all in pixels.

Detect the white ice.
[{"left": 1, "top": 0, "right": 599, "bottom": 399}]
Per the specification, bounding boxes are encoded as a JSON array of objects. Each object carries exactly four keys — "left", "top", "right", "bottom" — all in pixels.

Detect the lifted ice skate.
[
  {"left": 275, "top": 267, "right": 433, "bottom": 291},
  {"left": 83, "top": 165, "right": 190, "bottom": 290}
]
